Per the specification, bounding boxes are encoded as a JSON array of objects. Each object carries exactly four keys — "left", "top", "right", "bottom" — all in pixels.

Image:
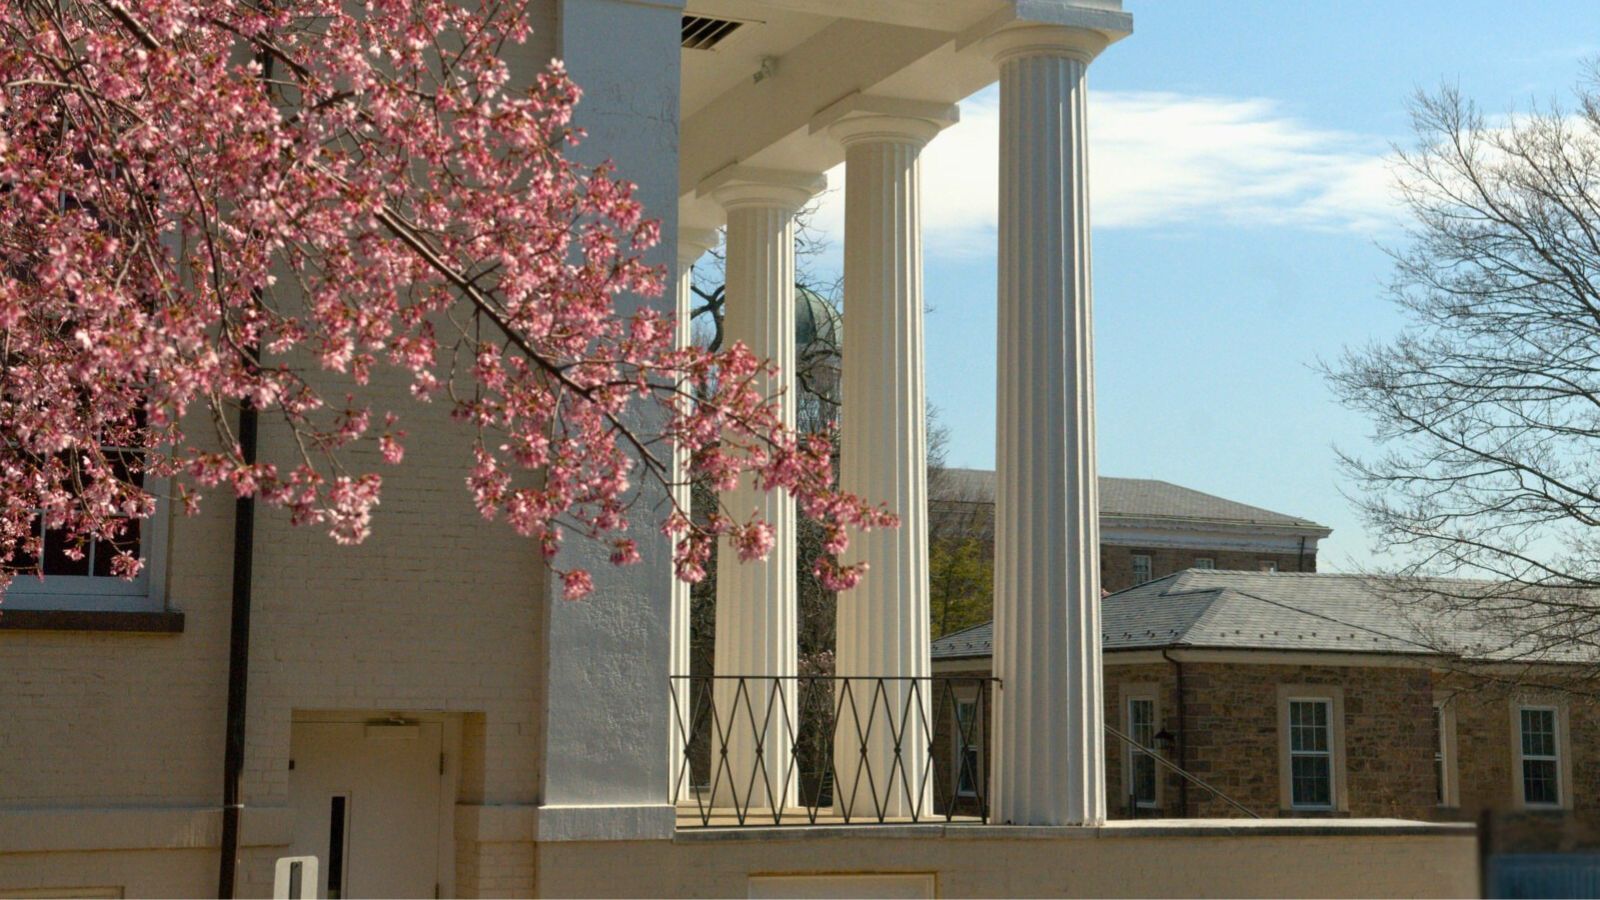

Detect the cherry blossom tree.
[{"left": 0, "top": 0, "right": 893, "bottom": 601}]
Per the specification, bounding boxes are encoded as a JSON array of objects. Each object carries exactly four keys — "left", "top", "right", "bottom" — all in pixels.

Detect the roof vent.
[{"left": 682, "top": 15, "right": 742, "bottom": 50}]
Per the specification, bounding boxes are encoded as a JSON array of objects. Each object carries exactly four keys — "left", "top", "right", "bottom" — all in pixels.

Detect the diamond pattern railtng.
[{"left": 670, "top": 675, "right": 997, "bottom": 827}]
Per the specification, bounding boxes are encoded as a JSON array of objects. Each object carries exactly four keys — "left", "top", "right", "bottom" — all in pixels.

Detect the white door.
[{"left": 288, "top": 720, "right": 443, "bottom": 899}]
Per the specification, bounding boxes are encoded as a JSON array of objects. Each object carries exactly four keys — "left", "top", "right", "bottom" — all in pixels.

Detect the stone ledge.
[
  {"left": 534, "top": 804, "right": 677, "bottom": 842},
  {"left": 0, "top": 609, "right": 185, "bottom": 633},
  {"left": 673, "top": 818, "right": 1477, "bottom": 843}
]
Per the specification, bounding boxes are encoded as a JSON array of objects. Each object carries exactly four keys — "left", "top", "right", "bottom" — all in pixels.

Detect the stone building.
[
  {"left": 930, "top": 467, "right": 1332, "bottom": 597},
  {"left": 933, "top": 570, "right": 1600, "bottom": 829}
]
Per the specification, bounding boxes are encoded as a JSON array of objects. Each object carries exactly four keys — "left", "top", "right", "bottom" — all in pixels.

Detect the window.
[
  {"left": 1131, "top": 554, "right": 1153, "bottom": 584},
  {"left": 1288, "top": 699, "right": 1333, "bottom": 809},
  {"left": 1434, "top": 695, "right": 1458, "bottom": 807},
  {"left": 1126, "top": 696, "right": 1158, "bottom": 809},
  {"left": 1258, "top": 560, "right": 1279, "bottom": 573},
  {"left": 953, "top": 695, "right": 982, "bottom": 798},
  {"left": 1519, "top": 706, "right": 1561, "bottom": 807},
  {"left": 5, "top": 445, "right": 168, "bottom": 612},
  {"left": 1193, "top": 557, "right": 1215, "bottom": 570},
  {"left": 1434, "top": 706, "right": 1445, "bottom": 805},
  {"left": 1277, "top": 686, "right": 1345, "bottom": 812}
]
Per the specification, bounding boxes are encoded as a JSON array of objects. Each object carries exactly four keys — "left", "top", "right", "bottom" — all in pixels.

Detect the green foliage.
[{"left": 929, "top": 536, "right": 993, "bottom": 638}]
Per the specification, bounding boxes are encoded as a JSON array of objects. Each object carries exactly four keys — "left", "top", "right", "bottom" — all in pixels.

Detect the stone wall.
[{"left": 1101, "top": 546, "right": 1314, "bottom": 593}]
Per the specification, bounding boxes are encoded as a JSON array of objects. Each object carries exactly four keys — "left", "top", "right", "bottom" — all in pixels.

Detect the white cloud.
[{"left": 809, "top": 86, "right": 1404, "bottom": 257}]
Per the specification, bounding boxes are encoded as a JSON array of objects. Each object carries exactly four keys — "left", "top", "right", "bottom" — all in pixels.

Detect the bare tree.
[{"left": 1328, "top": 70, "right": 1600, "bottom": 667}]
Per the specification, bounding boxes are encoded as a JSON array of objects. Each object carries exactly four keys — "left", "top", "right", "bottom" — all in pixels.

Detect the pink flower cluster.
[{"left": 0, "top": 0, "right": 894, "bottom": 602}]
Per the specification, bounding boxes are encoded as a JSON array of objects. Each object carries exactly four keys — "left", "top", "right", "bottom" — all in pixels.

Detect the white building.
[{"left": 0, "top": 2, "right": 1476, "bottom": 897}]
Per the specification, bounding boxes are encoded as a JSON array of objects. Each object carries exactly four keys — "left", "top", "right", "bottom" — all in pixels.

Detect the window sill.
[{"left": 0, "top": 608, "right": 184, "bottom": 633}]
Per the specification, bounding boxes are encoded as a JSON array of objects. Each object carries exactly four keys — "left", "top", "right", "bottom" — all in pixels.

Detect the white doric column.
[
  {"left": 670, "top": 226, "right": 719, "bottom": 804},
  {"left": 704, "top": 168, "right": 824, "bottom": 812},
  {"left": 984, "top": 12, "right": 1129, "bottom": 827},
  {"left": 816, "top": 97, "right": 956, "bottom": 819}
]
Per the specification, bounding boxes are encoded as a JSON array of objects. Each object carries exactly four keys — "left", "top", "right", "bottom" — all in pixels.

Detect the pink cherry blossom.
[{"left": 0, "top": 0, "right": 896, "bottom": 602}]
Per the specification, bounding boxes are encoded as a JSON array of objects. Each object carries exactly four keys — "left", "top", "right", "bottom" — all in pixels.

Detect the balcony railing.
[{"left": 670, "top": 675, "right": 995, "bottom": 827}]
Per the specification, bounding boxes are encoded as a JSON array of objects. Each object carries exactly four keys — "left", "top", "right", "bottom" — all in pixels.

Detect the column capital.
[
  {"left": 697, "top": 165, "right": 825, "bottom": 213},
  {"left": 678, "top": 226, "right": 719, "bottom": 267},
  {"left": 810, "top": 93, "right": 959, "bottom": 149},
  {"left": 965, "top": 2, "right": 1132, "bottom": 65}
]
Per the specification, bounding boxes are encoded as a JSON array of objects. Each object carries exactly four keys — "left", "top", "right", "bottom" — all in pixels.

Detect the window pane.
[
  {"left": 42, "top": 527, "right": 91, "bottom": 576},
  {"left": 1194, "top": 558, "right": 1215, "bottom": 569},
  {"left": 1130, "top": 699, "right": 1155, "bottom": 745},
  {"left": 1133, "top": 754, "right": 1156, "bottom": 805},
  {"left": 1290, "top": 701, "right": 1329, "bottom": 752},
  {"left": 91, "top": 519, "right": 141, "bottom": 578},
  {"left": 1521, "top": 709, "right": 1556, "bottom": 757},
  {"left": 1292, "top": 755, "right": 1331, "bottom": 807},
  {"left": 1523, "top": 759, "right": 1559, "bottom": 805}
]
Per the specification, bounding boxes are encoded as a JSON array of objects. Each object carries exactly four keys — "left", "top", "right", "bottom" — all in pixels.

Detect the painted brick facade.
[{"left": 0, "top": 12, "right": 570, "bottom": 895}]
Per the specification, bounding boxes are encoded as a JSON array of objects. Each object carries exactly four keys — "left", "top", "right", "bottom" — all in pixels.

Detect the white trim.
[
  {"left": 952, "top": 690, "right": 983, "bottom": 799},
  {"left": 1276, "top": 685, "right": 1348, "bottom": 813},
  {"left": 1433, "top": 694, "right": 1459, "bottom": 808},
  {"left": 1511, "top": 700, "right": 1572, "bottom": 810},
  {"left": 1119, "top": 683, "right": 1162, "bottom": 810},
  {"left": 5, "top": 481, "right": 170, "bottom": 613}
]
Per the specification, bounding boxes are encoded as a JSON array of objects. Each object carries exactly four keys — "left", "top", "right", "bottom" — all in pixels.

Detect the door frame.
[{"left": 289, "top": 710, "right": 462, "bottom": 898}]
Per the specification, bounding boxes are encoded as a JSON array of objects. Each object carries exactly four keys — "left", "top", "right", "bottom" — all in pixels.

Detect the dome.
[{"left": 795, "top": 286, "right": 841, "bottom": 352}]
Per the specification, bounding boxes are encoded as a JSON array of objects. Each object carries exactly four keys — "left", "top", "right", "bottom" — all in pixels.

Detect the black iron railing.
[{"left": 670, "top": 675, "right": 996, "bottom": 827}]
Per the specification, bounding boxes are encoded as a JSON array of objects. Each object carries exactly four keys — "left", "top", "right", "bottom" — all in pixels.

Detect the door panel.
[{"left": 289, "top": 721, "right": 442, "bottom": 899}]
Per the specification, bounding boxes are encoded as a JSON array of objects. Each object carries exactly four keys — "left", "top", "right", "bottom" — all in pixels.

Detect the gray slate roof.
[
  {"left": 931, "top": 570, "right": 1599, "bottom": 664},
  {"left": 931, "top": 468, "right": 1328, "bottom": 532}
]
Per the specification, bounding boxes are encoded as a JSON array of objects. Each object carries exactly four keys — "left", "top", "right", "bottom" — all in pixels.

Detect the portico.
[{"left": 672, "top": 0, "right": 1131, "bottom": 827}]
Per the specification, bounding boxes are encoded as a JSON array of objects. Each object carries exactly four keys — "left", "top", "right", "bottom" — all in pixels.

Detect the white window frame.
[
  {"left": 1512, "top": 701, "right": 1571, "bottom": 810},
  {"left": 1131, "top": 554, "right": 1153, "bottom": 585},
  {"left": 1121, "top": 683, "right": 1162, "bottom": 810},
  {"left": 1258, "top": 560, "right": 1279, "bottom": 573},
  {"left": 952, "top": 692, "right": 983, "bottom": 799},
  {"left": 4, "top": 479, "right": 170, "bottom": 613},
  {"left": 1277, "top": 685, "right": 1347, "bottom": 812},
  {"left": 1193, "top": 557, "right": 1215, "bottom": 570},
  {"left": 1434, "top": 694, "right": 1459, "bottom": 808}
]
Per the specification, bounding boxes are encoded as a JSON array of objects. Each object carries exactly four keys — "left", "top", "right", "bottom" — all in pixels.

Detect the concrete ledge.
[
  {"left": 535, "top": 804, "right": 676, "bottom": 842},
  {"left": 0, "top": 806, "right": 292, "bottom": 854},
  {"left": 673, "top": 817, "right": 1476, "bottom": 843}
]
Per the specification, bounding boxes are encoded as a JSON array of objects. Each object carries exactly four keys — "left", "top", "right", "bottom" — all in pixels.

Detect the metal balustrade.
[{"left": 670, "top": 675, "right": 995, "bottom": 827}]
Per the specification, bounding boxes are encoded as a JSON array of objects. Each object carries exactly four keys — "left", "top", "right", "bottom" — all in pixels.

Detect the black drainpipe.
[
  {"left": 1297, "top": 535, "right": 1308, "bottom": 572},
  {"left": 1162, "top": 648, "right": 1187, "bottom": 816},
  {"left": 218, "top": 380, "right": 260, "bottom": 896}
]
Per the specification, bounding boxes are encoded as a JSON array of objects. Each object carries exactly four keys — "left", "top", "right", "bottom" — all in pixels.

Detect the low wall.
[{"left": 535, "top": 820, "right": 1479, "bottom": 898}]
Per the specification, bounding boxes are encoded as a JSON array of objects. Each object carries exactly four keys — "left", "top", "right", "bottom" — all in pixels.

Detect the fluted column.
[
  {"left": 986, "top": 16, "right": 1128, "bottom": 827},
  {"left": 825, "top": 102, "right": 955, "bottom": 819},
  {"left": 707, "top": 170, "right": 823, "bottom": 812},
  {"left": 670, "top": 227, "right": 719, "bottom": 804}
]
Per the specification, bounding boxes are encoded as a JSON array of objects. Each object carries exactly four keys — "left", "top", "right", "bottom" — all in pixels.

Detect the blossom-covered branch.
[{"left": 0, "top": 0, "right": 895, "bottom": 600}]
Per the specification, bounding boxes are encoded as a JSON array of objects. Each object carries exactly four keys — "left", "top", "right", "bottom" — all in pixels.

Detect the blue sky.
[{"left": 801, "top": 0, "right": 1600, "bottom": 571}]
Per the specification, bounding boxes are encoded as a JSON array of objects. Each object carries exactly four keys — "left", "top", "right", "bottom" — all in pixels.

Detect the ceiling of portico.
[{"left": 679, "top": 0, "right": 1015, "bottom": 227}]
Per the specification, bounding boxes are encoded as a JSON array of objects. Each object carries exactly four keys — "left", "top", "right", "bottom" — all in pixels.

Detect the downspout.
[
  {"left": 220, "top": 44, "right": 272, "bottom": 896},
  {"left": 1297, "top": 535, "right": 1307, "bottom": 572},
  {"left": 218, "top": 389, "right": 259, "bottom": 898},
  {"left": 1162, "top": 648, "right": 1187, "bottom": 816}
]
